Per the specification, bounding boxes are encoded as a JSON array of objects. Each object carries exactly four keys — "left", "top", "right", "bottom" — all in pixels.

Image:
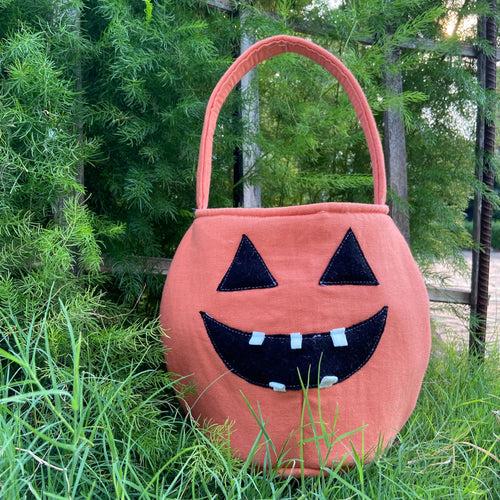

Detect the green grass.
[{"left": 0, "top": 306, "right": 498, "bottom": 499}]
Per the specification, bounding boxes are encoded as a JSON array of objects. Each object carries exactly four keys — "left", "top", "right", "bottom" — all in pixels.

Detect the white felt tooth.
[
  {"left": 319, "top": 375, "right": 339, "bottom": 388},
  {"left": 290, "top": 332, "right": 302, "bottom": 349},
  {"left": 269, "top": 381, "right": 286, "bottom": 392},
  {"left": 249, "top": 331, "right": 265, "bottom": 346},
  {"left": 330, "top": 327, "right": 348, "bottom": 347}
]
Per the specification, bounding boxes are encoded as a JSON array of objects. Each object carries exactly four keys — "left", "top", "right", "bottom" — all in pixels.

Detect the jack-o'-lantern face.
[
  {"left": 159, "top": 35, "right": 432, "bottom": 473},
  {"left": 200, "top": 230, "right": 388, "bottom": 392},
  {"left": 161, "top": 207, "right": 431, "bottom": 471}
]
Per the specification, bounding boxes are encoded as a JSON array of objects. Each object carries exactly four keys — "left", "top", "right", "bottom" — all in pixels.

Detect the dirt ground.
[{"left": 429, "top": 251, "right": 499, "bottom": 348}]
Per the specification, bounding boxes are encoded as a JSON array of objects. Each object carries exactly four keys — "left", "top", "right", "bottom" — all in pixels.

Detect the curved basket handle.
[{"left": 196, "top": 34, "right": 387, "bottom": 209}]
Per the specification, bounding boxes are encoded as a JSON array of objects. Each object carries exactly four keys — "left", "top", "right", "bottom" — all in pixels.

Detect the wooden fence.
[
  {"left": 209, "top": 1, "right": 498, "bottom": 357},
  {"left": 104, "top": 1, "right": 498, "bottom": 356}
]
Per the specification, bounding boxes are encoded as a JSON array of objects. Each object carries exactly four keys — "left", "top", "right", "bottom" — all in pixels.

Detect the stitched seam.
[
  {"left": 202, "top": 306, "right": 388, "bottom": 390},
  {"left": 203, "top": 306, "right": 386, "bottom": 339},
  {"left": 217, "top": 234, "right": 278, "bottom": 291},
  {"left": 319, "top": 228, "right": 378, "bottom": 286},
  {"left": 218, "top": 283, "right": 277, "bottom": 291},
  {"left": 200, "top": 40, "right": 384, "bottom": 205},
  {"left": 201, "top": 313, "right": 272, "bottom": 389},
  {"left": 197, "top": 36, "right": 386, "bottom": 208},
  {"left": 335, "top": 306, "right": 387, "bottom": 385},
  {"left": 195, "top": 205, "right": 390, "bottom": 218},
  {"left": 321, "top": 280, "right": 378, "bottom": 285},
  {"left": 201, "top": 307, "right": 388, "bottom": 390},
  {"left": 202, "top": 42, "right": 380, "bottom": 169}
]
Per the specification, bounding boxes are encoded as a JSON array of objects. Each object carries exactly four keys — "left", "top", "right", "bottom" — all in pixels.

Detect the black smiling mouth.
[{"left": 200, "top": 306, "right": 388, "bottom": 391}]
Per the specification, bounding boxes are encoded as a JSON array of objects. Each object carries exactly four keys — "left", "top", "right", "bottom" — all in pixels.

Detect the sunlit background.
[{"left": 325, "top": 0, "right": 478, "bottom": 39}]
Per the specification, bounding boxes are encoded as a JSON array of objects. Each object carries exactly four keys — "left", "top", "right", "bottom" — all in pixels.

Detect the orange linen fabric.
[{"left": 160, "top": 35, "right": 431, "bottom": 476}]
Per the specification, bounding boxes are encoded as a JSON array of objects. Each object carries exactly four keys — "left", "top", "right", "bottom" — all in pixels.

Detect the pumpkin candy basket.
[{"left": 160, "top": 35, "right": 431, "bottom": 476}]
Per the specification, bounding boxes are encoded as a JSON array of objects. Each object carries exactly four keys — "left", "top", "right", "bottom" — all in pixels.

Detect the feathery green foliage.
[
  {"left": 0, "top": 0, "right": 485, "bottom": 304},
  {"left": 79, "top": 0, "right": 491, "bottom": 303},
  {"left": 80, "top": 0, "right": 239, "bottom": 301},
  {"left": 0, "top": 12, "right": 106, "bottom": 328}
]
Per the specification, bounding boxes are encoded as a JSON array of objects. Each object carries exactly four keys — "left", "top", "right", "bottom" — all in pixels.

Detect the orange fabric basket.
[{"left": 160, "top": 35, "right": 431, "bottom": 476}]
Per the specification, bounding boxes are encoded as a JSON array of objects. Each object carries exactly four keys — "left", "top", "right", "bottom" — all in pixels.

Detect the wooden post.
[
  {"left": 51, "top": 1, "right": 84, "bottom": 274},
  {"left": 470, "top": 1, "right": 497, "bottom": 358},
  {"left": 383, "top": 48, "right": 410, "bottom": 241},
  {"left": 469, "top": 15, "right": 487, "bottom": 333},
  {"left": 237, "top": 6, "right": 262, "bottom": 208},
  {"left": 54, "top": 1, "right": 84, "bottom": 193}
]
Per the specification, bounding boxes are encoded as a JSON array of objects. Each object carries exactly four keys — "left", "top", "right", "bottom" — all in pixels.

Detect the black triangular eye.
[
  {"left": 320, "top": 228, "right": 378, "bottom": 286},
  {"left": 217, "top": 235, "right": 278, "bottom": 292}
]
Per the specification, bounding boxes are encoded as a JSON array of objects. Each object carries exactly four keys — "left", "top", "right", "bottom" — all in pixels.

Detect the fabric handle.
[{"left": 196, "top": 35, "right": 387, "bottom": 209}]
